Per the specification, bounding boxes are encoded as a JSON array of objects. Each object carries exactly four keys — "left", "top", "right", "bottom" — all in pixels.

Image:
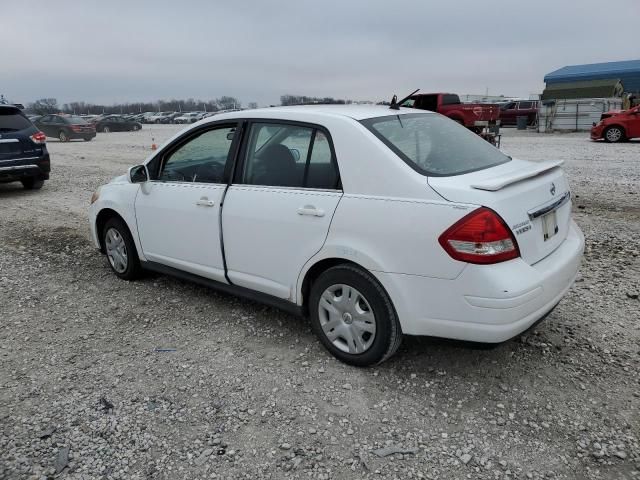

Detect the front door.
[
  {"left": 134, "top": 123, "right": 239, "bottom": 282},
  {"left": 222, "top": 121, "right": 342, "bottom": 300}
]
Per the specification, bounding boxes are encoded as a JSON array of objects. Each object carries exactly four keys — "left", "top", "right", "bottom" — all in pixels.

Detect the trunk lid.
[{"left": 429, "top": 159, "right": 572, "bottom": 265}]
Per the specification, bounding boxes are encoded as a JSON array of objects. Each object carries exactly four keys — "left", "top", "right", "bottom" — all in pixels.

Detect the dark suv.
[{"left": 0, "top": 105, "right": 50, "bottom": 190}]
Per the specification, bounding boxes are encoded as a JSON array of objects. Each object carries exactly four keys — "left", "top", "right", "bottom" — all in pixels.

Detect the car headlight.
[{"left": 90, "top": 187, "right": 101, "bottom": 204}]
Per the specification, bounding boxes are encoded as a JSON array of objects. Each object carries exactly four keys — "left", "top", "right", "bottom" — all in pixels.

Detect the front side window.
[
  {"left": 158, "top": 126, "right": 235, "bottom": 183},
  {"left": 361, "top": 113, "right": 510, "bottom": 176},
  {"left": 517, "top": 101, "right": 533, "bottom": 110},
  {"left": 241, "top": 122, "right": 339, "bottom": 189}
]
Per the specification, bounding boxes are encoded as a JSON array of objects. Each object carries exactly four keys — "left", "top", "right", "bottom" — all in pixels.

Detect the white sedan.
[{"left": 88, "top": 105, "right": 584, "bottom": 366}]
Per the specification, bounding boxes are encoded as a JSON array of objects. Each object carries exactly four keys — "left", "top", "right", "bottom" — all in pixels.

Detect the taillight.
[
  {"left": 30, "top": 131, "right": 47, "bottom": 144},
  {"left": 438, "top": 207, "right": 519, "bottom": 264},
  {"left": 71, "top": 125, "right": 83, "bottom": 132}
]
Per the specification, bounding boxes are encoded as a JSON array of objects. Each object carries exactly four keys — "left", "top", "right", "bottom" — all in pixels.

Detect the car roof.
[
  {"left": 205, "top": 105, "right": 430, "bottom": 123},
  {"left": 0, "top": 104, "right": 23, "bottom": 114}
]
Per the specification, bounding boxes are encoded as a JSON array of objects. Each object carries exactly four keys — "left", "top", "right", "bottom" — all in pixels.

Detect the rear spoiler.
[{"left": 471, "top": 160, "right": 564, "bottom": 191}]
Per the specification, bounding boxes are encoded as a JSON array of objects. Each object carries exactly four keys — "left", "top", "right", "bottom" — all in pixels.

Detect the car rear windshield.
[
  {"left": 361, "top": 113, "right": 510, "bottom": 176},
  {"left": 0, "top": 110, "right": 33, "bottom": 131},
  {"left": 68, "top": 116, "right": 88, "bottom": 124}
]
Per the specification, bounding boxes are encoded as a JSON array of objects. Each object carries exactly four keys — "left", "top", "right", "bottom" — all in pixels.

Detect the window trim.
[
  {"left": 232, "top": 118, "right": 342, "bottom": 191},
  {"left": 150, "top": 120, "right": 242, "bottom": 185}
]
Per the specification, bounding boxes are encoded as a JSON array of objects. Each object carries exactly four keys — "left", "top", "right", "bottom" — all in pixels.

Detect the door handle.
[
  {"left": 297, "top": 205, "right": 325, "bottom": 217},
  {"left": 196, "top": 197, "right": 215, "bottom": 207}
]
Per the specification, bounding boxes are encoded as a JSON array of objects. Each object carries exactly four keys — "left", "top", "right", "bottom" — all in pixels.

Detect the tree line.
[
  {"left": 25, "top": 94, "right": 367, "bottom": 115},
  {"left": 26, "top": 96, "right": 244, "bottom": 115}
]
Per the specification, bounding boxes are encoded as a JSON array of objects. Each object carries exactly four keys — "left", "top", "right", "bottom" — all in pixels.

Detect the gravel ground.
[{"left": 1, "top": 125, "right": 638, "bottom": 480}]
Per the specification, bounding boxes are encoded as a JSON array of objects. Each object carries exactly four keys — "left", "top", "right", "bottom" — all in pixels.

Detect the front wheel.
[
  {"left": 84, "top": 137, "right": 93, "bottom": 142},
  {"left": 132, "top": 125, "right": 140, "bottom": 131},
  {"left": 102, "top": 217, "right": 142, "bottom": 280},
  {"left": 309, "top": 264, "right": 402, "bottom": 366},
  {"left": 102, "top": 126, "right": 110, "bottom": 133},
  {"left": 604, "top": 126, "right": 625, "bottom": 143},
  {"left": 58, "top": 130, "right": 69, "bottom": 142}
]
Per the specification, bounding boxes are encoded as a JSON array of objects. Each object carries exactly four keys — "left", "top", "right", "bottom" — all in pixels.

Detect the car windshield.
[{"left": 361, "top": 113, "right": 510, "bottom": 176}]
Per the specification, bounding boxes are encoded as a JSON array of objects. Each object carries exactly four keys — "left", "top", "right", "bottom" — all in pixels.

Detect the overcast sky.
[{"left": 3, "top": 0, "right": 639, "bottom": 107}]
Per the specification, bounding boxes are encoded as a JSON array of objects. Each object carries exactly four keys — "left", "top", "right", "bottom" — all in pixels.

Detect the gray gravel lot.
[{"left": 1, "top": 125, "right": 638, "bottom": 480}]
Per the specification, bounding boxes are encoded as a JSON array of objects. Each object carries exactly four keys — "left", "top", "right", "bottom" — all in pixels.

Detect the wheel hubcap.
[
  {"left": 318, "top": 284, "right": 376, "bottom": 354},
  {"left": 105, "top": 227, "right": 128, "bottom": 273}
]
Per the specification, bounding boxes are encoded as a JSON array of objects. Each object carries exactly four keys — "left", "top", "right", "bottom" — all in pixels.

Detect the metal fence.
[{"left": 537, "top": 98, "right": 623, "bottom": 132}]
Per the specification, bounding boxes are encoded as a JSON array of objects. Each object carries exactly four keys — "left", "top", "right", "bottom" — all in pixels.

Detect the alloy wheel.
[{"left": 605, "top": 127, "right": 622, "bottom": 142}]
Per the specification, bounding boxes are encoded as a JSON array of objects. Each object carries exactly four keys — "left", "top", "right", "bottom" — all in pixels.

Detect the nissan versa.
[{"left": 89, "top": 105, "right": 584, "bottom": 366}]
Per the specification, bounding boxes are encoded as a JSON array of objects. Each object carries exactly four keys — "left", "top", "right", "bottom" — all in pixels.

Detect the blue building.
[{"left": 544, "top": 59, "right": 640, "bottom": 94}]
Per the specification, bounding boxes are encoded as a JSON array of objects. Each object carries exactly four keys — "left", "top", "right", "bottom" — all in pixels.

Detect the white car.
[
  {"left": 174, "top": 112, "right": 204, "bottom": 124},
  {"left": 88, "top": 105, "right": 584, "bottom": 366}
]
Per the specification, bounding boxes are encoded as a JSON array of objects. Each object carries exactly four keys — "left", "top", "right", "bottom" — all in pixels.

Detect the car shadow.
[{"left": 0, "top": 182, "right": 37, "bottom": 197}]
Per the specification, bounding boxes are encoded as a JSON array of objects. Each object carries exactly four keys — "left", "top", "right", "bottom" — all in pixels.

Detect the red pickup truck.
[{"left": 401, "top": 93, "right": 500, "bottom": 133}]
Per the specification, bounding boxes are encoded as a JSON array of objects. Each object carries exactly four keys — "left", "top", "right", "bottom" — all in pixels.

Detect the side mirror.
[{"left": 128, "top": 164, "right": 149, "bottom": 183}]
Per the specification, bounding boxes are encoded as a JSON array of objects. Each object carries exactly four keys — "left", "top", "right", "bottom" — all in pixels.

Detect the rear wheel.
[
  {"left": 58, "top": 130, "right": 69, "bottom": 142},
  {"left": 84, "top": 137, "right": 92, "bottom": 142},
  {"left": 21, "top": 178, "right": 44, "bottom": 190},
  {"left": 132, "top": 125, "right": 140, "bottom": 131},
  {"left": 102, "top": 217, "right": 142, "bottom": 280},
  {"left": 309, "top": 264, "right": 402, "bottom": 366},
  {"left": 102, "top": 126, "right": 110, "bottom": 133},
  {"left": 604, "top": 126, "right": 625, "bottom": 143}
]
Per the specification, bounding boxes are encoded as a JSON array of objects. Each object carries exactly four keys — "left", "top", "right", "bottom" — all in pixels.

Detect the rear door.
[
  {"left": 134, "top": 122, "right": 240, "bottom": 281},
  {"left": 222, "top": 121, "right": 342, "bottom": 299}
]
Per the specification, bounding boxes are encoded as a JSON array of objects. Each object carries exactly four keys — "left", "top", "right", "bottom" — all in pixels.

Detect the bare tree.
[{"left": 28, "top": 98, "right": 59, "bottom": 115}]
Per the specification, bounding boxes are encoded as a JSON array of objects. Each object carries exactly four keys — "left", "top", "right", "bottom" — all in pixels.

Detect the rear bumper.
[
  {"left": 474, "top": 120, "right": 500, "bottom": 127},
  {"left": 69, "top": 131, "right": 96, "bottom": 139},
  {"left": 375, "top": 220, "right": 584, "bottom": 342},
  {"left": 0, "top": 154, "right": 50, "bottom": 183}
]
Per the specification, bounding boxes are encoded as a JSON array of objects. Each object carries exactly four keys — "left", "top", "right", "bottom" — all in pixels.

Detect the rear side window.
[
  {"left": 441, "top": 94, "right": 460, "bottom": 105},
  {"left": 241, "top": 122, "right": 339, "bottom": 189},
  {"left": 361, "top": 113, "right": 510, "bottom": 176},
  {"left": 517, "top": 101, "right": 533, "bottom": 109},
  {"left": 0, "top": 110, "right": 32, "bottom": 131}
]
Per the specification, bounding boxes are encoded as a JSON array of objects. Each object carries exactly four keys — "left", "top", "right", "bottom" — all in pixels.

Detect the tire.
[
  {"left": 309, "top": 264, "right": 402, "bottom": 366},
  {"left": 132, "top": 125, "right": 140, "bottom": 131},
  {"left": 102, "top": 217, "right": 142, "bottom": 280},
  {"left": 84, "top": 137, "right": 92, "bottom": 142},
  {"left": 58, "top": 130, "right": 69, "bottom": 142},
  {"left": 21, "top": 178, "right": 44, "bottom": 190},
  {"left": 604, "top": 126, "right": 625, "bottom": 143},
  {"left": 102, "top": 126, "right": 110, "bottom": 133}
]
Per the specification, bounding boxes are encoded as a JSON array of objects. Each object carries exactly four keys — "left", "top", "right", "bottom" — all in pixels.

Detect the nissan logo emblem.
[{"left": 550, "top": 183, "right": 556, "bottom": 196}]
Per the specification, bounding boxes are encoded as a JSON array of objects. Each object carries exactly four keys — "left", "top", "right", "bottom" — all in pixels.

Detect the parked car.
[
  {"left": 34, "top": 114, "right": 96, "bottom": 142},
  {"left": 401, "top": 93, "right": 500, "bottom": 133},
  {"left": 145, "top": 112, "right": 171, "bottom": 124},
  {"left": 0, "top": 104, "right": 50, "bottom": 190},
  {"left": 590, "top": 105, "right": 640, "bottom": 142},
  {"left": 499, "top": 100, "right": 539, "bottom": 127},
  {"left": 94, "top": 115, "right": 142, "bottom": 133},
  {"left": 89, "top": 105, "right": 584, "bottom": 366},
  {"left": 174, "top": 112, "right": 204, "bottom": 124}
]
